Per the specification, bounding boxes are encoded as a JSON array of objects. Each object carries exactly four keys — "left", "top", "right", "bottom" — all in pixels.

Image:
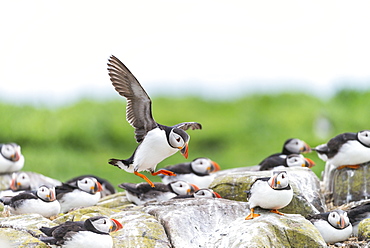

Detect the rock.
[
  {"left": 323, "top": 163, "right": 370, "bottom": 206},
  {"left": 358, "top": 218, "right": 370, "bottom": 241},
  {"left": 210, "top": 167, "right": 326, "bottom": 217},
  {"left": 209, "top": 212, "right": 326, "bottom": 247}
]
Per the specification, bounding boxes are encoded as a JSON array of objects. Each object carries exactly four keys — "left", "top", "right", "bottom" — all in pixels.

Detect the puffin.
[
  {"left": 258, "top": 138, "right": 311, "bottom": 166},
  {"left": 0, "top": 143, "right": 25, "bottom": 173},
  {"left": 314, "top": 130, "right": 370, "bottom": 170},
  {"left": 56, "top": 177, "right": 103, "bottom": 213},
  {"left": 259, "top": 154, "right": 315, "bottom": 171},
  {"left": 0, "top": 172, "right": 31, "bottom": 200},
  {"left": 1, "top": 185, "right": 60, "bottom": 218},
  {"left": 245, "top": 171, "right": 293, "bottom": 220},
  {"left": 308, "top": 209, "right": 352, "bottom": 244},
  {"left": 173, "top": 188, "right": 222, "bottom": 199},
  {"left": 65, "top": 175, "right": 116, "bottom": 198},
  {"left": 107, "top": 55, "right": 202, "bottom": 187},
  {"left": 159, "top": 157, "right": 221, "bottom": 188},
  {"left": 118, "top": 180, "right": 199, "bottom": 205},
  {"left": 39, "top": 216, "right": 123, "bottom": 248}
]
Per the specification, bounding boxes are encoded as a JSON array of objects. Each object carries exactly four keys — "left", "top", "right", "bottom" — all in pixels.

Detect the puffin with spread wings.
[{"left": 107, "top": 55, "right": 202, "bottom": 187}]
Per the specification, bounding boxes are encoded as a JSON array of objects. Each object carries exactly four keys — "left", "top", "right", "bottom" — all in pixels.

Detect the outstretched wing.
[
  {"left": 174, "top": 122, "right": 202, "bottom": 131},
  {"left": 108, "top": 55, "right": 157, "bottom": 142}
]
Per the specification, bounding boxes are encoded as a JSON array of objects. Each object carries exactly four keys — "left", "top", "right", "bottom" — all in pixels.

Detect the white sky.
[{"left": 1, "top": 0, "right": 370, "bottom": 105}]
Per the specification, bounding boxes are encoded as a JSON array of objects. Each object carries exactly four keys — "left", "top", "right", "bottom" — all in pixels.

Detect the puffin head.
[{"left": 169, "top": 128, "right": 190, "bottom": 158}]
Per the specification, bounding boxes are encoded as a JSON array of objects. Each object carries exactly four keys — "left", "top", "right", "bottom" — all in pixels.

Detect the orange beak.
[
  {"left": 303, "top": 158, "right": 315, "bottom": 168},
  {"left": 213, "top": 191, "right": 222, "bottom": 198},
  {"left": 180, "top": 143, "right": 189, "bottom": 159},
  {"left": 210, "top": 161, "right": 221, "bottom": 172},
  {"left": 110, "top": 218, "right": 123, "bottom": 232}
]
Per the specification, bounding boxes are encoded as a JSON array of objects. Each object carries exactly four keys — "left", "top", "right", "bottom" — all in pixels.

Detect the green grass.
[{"left": 1, "top": 89, "right": 369, "bottom": 190}]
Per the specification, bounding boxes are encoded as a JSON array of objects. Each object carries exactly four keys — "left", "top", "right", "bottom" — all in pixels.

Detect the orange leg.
[
  {"left": 151, "top": 169, "right": 177, "bottom": 176},
  {"left": 134, "top": 171, "right": 155, "bottom": 187},
  {"left": 245, "top": 208, "right": 260, "bottom": 220},
  {"left": 337, "top": 164, "right": 361, "bottom": 170},
  {"left": 270, "top": 209, "right": 284, "bottom": 215}
]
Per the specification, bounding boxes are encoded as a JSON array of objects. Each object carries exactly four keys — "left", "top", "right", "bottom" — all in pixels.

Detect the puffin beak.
[
  {"left": 303, "top": 158, "right": 315, "bottom": 168},
  {"left": 300, "top": 143, "right": 311, "bottom": 154},
  {"left": 214, "top": 192, "right": 222, "bottom": 198},
  {"left": 110, "top": 218, "right": 123, "bottom": 232},
  {"left": 338, "top": 216, "right": 346, "bottom": 229},
  {"left": 9, "top": 177, "right": 17, "bottom": 191},
  {"left": 49, "top": 188, "right": 56, "bottom": 201},
  {"left": 180, "top": 143, "right": 189, "bottom": 159},
  {"left": 10, "top": 151, "right": 20, "bottom": 162},
  {"left": 269, "top": 174, "right": 280, "bottom": 188},
  {"left": 92, "top": 181, "right": 103, "bottom": 193},
  {"left": 187, "top": 183, "right": 200, "bottom": 194},
  {"left": 210, "top": 161, "right": 221, "bottom": 172}
]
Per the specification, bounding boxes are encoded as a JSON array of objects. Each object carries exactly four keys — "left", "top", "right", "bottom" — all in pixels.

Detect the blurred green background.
[{"left": 1, "top": 89, "right": 369, "bottom": 190}]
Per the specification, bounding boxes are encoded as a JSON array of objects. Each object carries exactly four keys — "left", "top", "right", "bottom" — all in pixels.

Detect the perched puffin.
[
  {"left": 118, "top": 180, "right": 199, "bottom": 205},
  {"left": 56, "top": 177, "right": 103, "bottom": 213},
  {"left": 245, "top": 171, "right": 293, "bottom": 220},
  {"left": 39, "top": 216, "right": 123, "bottom": 248},
  {"left": 258, "top": 138, "right": 311, "bottom": 166},
  {"left": 0, "top": 172, "right": 31, "bottom": 200},
  {"left": 308, "top": 209, "right": 352, "bottom": 244},
  {"left": 1, "top": 185, "right": 60, "bottom": 218},
  {"left": 173, "top": 188, "right": 222, "bottom": 199},
  {"left": 314, "top": 130, "right": 370, "bottom": 170},
  {"left": 65, "top": 175, "right": 116, "bottom": 198},
  {"left": 160, "top": 157, "right": 220, "bottom": 188},
  {"left": 259, "top": 154, "right": 315, "bottom": 171},
  {"left": 0, "top": 143, "right": 24, "bottom": 173},
  {"left": 107, "top": 55, "right": 202, "bottom": 187}
]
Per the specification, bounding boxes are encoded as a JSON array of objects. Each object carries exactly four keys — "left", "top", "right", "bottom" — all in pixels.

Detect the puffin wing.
[
  {"left": 173, "top": 122, "right": 202, "bottom": 131},
  {"left": 108, "top": 55, "right": 157, "bottom": 142}
]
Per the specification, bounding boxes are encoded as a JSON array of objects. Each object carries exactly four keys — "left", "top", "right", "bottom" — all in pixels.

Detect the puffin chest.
[{"left": 134, "top": 128, "right": 178, "bottom": 171}]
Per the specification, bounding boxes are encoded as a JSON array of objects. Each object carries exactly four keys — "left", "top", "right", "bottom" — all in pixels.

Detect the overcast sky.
[{"left": 1, "top": 0, "right": 370, "bottom": 106}]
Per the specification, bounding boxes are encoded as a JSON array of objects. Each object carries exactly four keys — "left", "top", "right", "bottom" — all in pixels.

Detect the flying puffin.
[
  {"left": 65, "top": 175, "right": 116, "bottom": 198},
  {"left": 39, "top": 216, "right": 123, "bottom": 248},
  {"left": 56, "top": 177, "right": 103, "bottom": 213},
  {"left": 0, "top": 143, "right": 25, "bottom": 173},
  {"left": 259, "top": 154, "right": 315, "bottom": 171},
  {"left": 107, "top": 55, "right": 202, "bottom": 187},
  {"left": 159, "top": 157, "right": 220, "bottom": 188},
  {"left": 314, "top": 130, "right": 370, "bottom": 170},
  {"left": 258, "top": 138, "right": 311, "bottom": 166},
  {"left": 245, "top": 171, "right": 293, "bottom": 220},
  {"left": 173, "top": 188, "right": 222, "bottom": 199},
  {"left": 118, "top": 180, "right": 199, "bottom": 205},
  {"left": 308, "top": 209, "right": 352, "bottom": 244},
  {"left": 0, "top": 185, "right": 60, "bottom": 218}
]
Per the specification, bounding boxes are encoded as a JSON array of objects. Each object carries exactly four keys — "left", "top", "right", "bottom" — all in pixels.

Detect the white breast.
[
  {"left": 134, "top": 128, "right": 178, "bottom": 172},
  {"left": 10, "top": 199, "right": 60, "bottom": 218},
  {"left": 59, "top": 190, "right": 101, "bottom": 213},
  {"left": 161, "top": 174, "right": 215, "bottom": 188},
  {"left": 313, "top": 220, "right": 352, "bottom": 243},
  {"left": 329, "top": 141, "right": 370, "bottom": 167},
  {"left": 63, "top": 231, "right": 113, "bottom": 248},
  {"left": 0, "top": 155, "right": 25, "bottom": 173},
  {"left": 248, "top": 180, "right": 293, "bottom": 210}
]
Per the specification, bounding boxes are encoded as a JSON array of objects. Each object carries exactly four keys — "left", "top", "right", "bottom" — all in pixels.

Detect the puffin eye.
[
  {"left": 176, "top": 138, "right": 181, "bottom": 142},
  {"left": 281, "top": 174, "right": 285, "bottom": 179}
]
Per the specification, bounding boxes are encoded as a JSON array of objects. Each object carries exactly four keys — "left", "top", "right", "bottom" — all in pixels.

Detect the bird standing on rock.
[
  {"left": 314, "top": 130, "right": 370, "bottom": 170},
  {"left": 107, "top": 55, "right": 202, "bottom": 187},
  {"left": 245, "top": 171, "right": 293, "bottom": 220}
]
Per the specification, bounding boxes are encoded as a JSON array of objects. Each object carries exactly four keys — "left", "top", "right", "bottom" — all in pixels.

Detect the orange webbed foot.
[
  {"left": 337, "top": 164, "right": 361, "bottom": 170},
  {"left": 151, "top": 169, "right": 176, "bottom": 177},
  {"left": 270, "top": 209, "right": 284, "bottom": 215},
  {"left": 134, "top": 171, "right": 155, "bottom": 187},
  {"left": 245, "top": 208, "right": 260, "bottom": 220}
]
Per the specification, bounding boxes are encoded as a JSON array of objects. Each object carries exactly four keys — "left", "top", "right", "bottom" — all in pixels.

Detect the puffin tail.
[{"left": 109, "top": 158, "right": 129, "bottom": 169}]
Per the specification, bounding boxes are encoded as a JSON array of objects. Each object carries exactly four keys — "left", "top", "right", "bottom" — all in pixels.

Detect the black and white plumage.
[
  {"left": 160, "top": 157, "right": 220, "bottom": 188},
  {"left": 245, "top": 171, "right": 293, "bottom": 220},
  {"left": 0, "top": 143, "right": 24, "bottom": 173},
  {"left": 1, "top": 185, "right": 60, "bottom": 218},
  {"left": 308, "top": 209, "right": 352, "bottom": 244},
  {"left": 347, "top": 202, "right": 370, "bottom": 235},
  {"left": 65, "top": 175, "right": 116, "bottom": 198},
  {"left": 107, "top": 55, "right": 202, "bottom": 187},
  {"left": 259, "top": 154, "right": 315, "bottom": 171},
  {"left": 314, "top": 130, "right": 370, "bottom": 170},
  {"left": 0, "top": 172, "right": 31, "bottom": 201},
  {"left": 118, "top": 180, "right": 200, "bottom": 205},
  {"left": 56, "top": 177, "right": 103, "bottom": 213},
  {"left": 258, "top": 138, "right": 311, "bottom": 166},
  {"left": 39, "top": 216, "right": 123, "bottom": 248}
]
